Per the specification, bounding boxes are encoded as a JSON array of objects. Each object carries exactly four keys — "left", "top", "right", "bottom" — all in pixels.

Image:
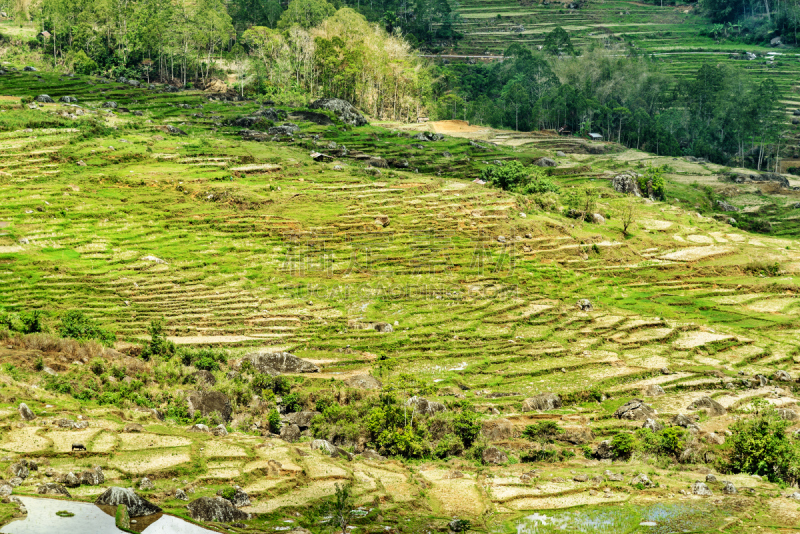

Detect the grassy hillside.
[{"left": 1, "top": 68, "right": 800, "bottom": 532}]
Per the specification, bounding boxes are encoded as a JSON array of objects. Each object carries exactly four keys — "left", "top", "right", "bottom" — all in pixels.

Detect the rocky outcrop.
[
  {"left": 521, "top": 393, "right": 562, "bottom": 412},
  {"left": 560, "top": 427, "right": 594, "bottom": 445},
  {"left": 211, "top": 424, "right": 228, "bottom": 437},
  {"left": 187, "top": 391, "right": 232, "bottom": 422},
  {"left": 188, "top": 423, "right": 210, "bottom": 433},
  {"left": 594, "top": 440, "right": 613, "bottom": 459},
  {"left": 124, "top": 423, "right": 144, "bottom": 433},
  {"left": 534, "top": 157, "right": 557, "bottom": 167},
  {"left": 245, "top": 351, "right": 320, "bottom": 375},
  {"left": 614, "top": 399, "right": 656, "bottom": 421},
  {"left": 95, "top": 487, "right": 162, "bottom": 517},
  {"left": 193, "top": 370, "right": 216, "bottom": 386},
  {"left": 775, "top": 370, "right": 792, "bottom": 382},
  {"left": 35, "top": 94, "right": 54, "bottom": 103},
  {"left": 643, "top": 418, "right": 663, "bottom": 432},
  {"left": 309, "top": 98, "right": 368, "bottom": 126},
  {"left": 311, "top": 439, "right": 352, "bottom": 459},
  {"left": 139, "top": 477, "right": 155, "bottom": 490},
  {"left": 343, "top": 374, "right": 382, "bottom": 389},
  {"left": 716, "top": 200, "right": 739, "bottom": 212},
  {"left": 187, "top": 497, "right": 250, "bottom": 522}
]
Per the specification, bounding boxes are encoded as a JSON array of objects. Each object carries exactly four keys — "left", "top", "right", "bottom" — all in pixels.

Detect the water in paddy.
[
  {"left": 0, "top": 496, "right": 214, "bottom": 534},
  {"left": 499, "top": 503, "right": 716, "bottom": 533}
]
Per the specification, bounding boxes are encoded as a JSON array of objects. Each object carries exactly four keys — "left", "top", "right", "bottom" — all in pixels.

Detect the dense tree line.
[
  {"left": 433, "top": 33, "right": 785, "bottom": 169},
  {"left": 23, "top": 0, "right": 429, "bottom": 120}
]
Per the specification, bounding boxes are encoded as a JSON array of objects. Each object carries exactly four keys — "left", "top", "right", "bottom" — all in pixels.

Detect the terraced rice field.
[{"left": 1, "top": 69, "right": 800, "bottom": 532}]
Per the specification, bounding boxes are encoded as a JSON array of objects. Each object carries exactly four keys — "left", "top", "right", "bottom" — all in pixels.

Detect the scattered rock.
[
  {"left": 18, "top": 403, "right": 35, "bottom": 421},
  {"left": 776, "top": 408, "right": 799, "bottom": 421},
  {"left": 573, "top": 474, "right": 589, "bottom": 482},
  {"left": 245, "top": 351, "right": 320, "bottom": 375},
  {"left": 594, "top": 440, "right": 614, "bottom": 459},
  {"left": 35, "top": 94, "right": 54, "bottom": 103},
  {"left": 187, "top": 391, "right": 232, "bottom": 422},
  {"left": 592, "top": 213, "right": 605, "bottom": 224},
  {"left": 102, "top": 101, "right": 117, "bottom": 108},
  {"left": 705, "top": 432, "right": 725, "bottom": 445},
  {"left": 373, "top": 322, "right": 393, "bottom": 333},
  {"left": 79, "top": 467, "right": 104, "bottom": 486},
  {"left": 192, "top": 370, "right": 216, "bottom": 386},
  {"left": 188, "top": 423, "right": 210, "bottom": 433},
  {"left": 373, "top": 215, "right": 390, "bottom": 227},
  {"left": 96, "top": 487, "right": 162, "bottom": 517},
  {"left": 671, "top": 414, "right": 695, "bottom": 428},
  {"left": 59, "top": 96, "right": 78, "bottom": 103},
  {"left": 722, "top": 481, "right": 737, "bottom": 494},
  {"left": 716, "top": 200, "right": 739, "bottom": 212},
  {"left": 642, "top": 418, "right": 663, "bottom": 432},
  {"left": 706, "top": 473, "right": 717, "bottom": 483},
  {"left": 37, "top": 483, "right": 71, "bottom": 497},
  {"left": 187, "top": 496, "right": 250, "bottom": 522},
  {"left": 692, "top": 481, "right": 712, "bottom": 496},
  {"left": 218, "top": 486, "right": 251, "bottom": 507},
  {"left": 576, "top": 299, "right": 592, "bottom": 311},
  {"left": 23, "top": 66, "right": 37, "bottom": 71},
  {"left": 311, "top": 439, "right": 352, "bottom": 459},
  {"left": 139, "top": 477, "right": 155, "bottom": 491},
  {"left": 560, "top": 427, "right": 593, "bottom": 445},
  {"left": 124, "top": 423, "right": 144, "bottom": 433},
  {"left": 448, "top": 519, "right": 471, "bottom": 532},
  {"left": 211, "top": 424, "right": 228, "bottom": 437},
  {"left": 775, "top": 370, "right": 792, "bottom": 381},
  {"left": 8, "top": 463, "right": 29, "bottom": 480},
  {"left": 482, "top": 446, "right": 507, "bottom": 465},
  {"left": 165, "top": 125, "right": 187, "bottom": 136},
  {"left": 534, "top": 157, "right": 557, "bottom": 167},
  {"left": 59, "top": 472, "right": 80, "bottom": 488},
  {"left": 175, "top": 489, "right": 188, "bottom": 501},
  {"left": 521, "top": 393, "right": 562, "bottom": 412},
  {"left": 688, "top": 397, "right": 726, "bottom": 417},
  {"left": 614, "top": 399, "right": 656, "bottom": 421},
  {"left": 630, "top": 473, "right": 655, "bottom": 488}
]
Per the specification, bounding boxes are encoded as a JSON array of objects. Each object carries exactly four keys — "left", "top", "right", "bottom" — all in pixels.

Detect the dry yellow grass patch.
[
  {"left": 90, "top": 431, "right": 119, "bottom": 452},
  {"left": 243, "top": 480, "right": 341, "bottom": 513},
  {"left": 505, "top": 491, "right": 628, "bottom": 510},
  {"left": 660, "top": 246, "right": 733, "bottom": 261},
  {"left": 200, "top": 440, "right": 248, "bottom": 458},
  {"left": 302, "top": 457, "right": 349, "bottom": 480},
  {"left": 48, "top": 429, "right": 101, "bottom": 452},
  {"left": 118, "top": 432, "right": 192, "bottom": 450},
  {"left": 0, "top": 427, "right": 51, "bottom": 453},
  {"left": 673, "top": 331, "right": 733, "bottom": 349},
  {"left": 745, "top": 298, "right": 795, "bottom": 313},
  {"left": 109, "top": 448, "right": 192, "bottom": 474}
]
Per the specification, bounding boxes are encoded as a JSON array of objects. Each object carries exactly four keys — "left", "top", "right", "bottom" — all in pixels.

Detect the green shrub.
[
  {"left": 59, "top": 310, "right": 116, "bottom": 346},
  {"left": 140, "top": 318, "right": 175, "bottom": 360},
  {"left": 434, "top": 433, "right": 464, "bottom": 458},
  {"left": 611, "top": 432, "right": 636, "bottom": 459},
  {"left": 72, "top": 50, "right": 98, "bottom": 75},
  {"left": 179, "top": 347, "right": 227, "bottom": 371},
  {"left": 727, "top": 403, "right": 800, "bottom": 484},
  {"left": 452, "top": 410, "right": 481, "bottom": 448},
  {"left": 522, "top": 421, "right": 563, "bottom": 444},
  {"left": 268, "top": 409, "right": 282, "bottom": 433},
  {"left": 283, "top": 392, "right": 302, "bottom": 413},
  {"left": 34, "top": 356, "right": 44, "bottom": 372},
  {"left": 90, "top": 358, "right": 106, "bottom": 376},
  {"left": 220, "top": 486, "right": 237, "bottom": 501}
]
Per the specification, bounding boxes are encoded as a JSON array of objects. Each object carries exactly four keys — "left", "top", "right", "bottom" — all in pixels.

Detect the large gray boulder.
[
  {"left": 279, "top": 423, "right": 301, "bottom": 443},
  {"left": 309, "top": 98, "right": 368, "bottom": 126},
  {"left": 614, "top": 399, "right": 656, "bottom": 421},
  {"left": 612, "top": 173, "right": 642, "bottom": 197},
  {"left": 642, "top": 418, "right": 663, "bottom": 432},
  {"left": 311, "top": 439, "right": 352, "bottom": 460},
  {"left": 692, "top": 481, "right": 713, "bottom": 496},
  {"left": 19, "top": 403, "right": 36, "bottom": 421},
  {"left": 187, "top": 497, "right": 250, "bottom": 522},
  {"left": 406, "top": 396, "right": 446, "bottom": 415},
  {"left": 688, "top": 397, "right": 726, "bottom": 417},
  {"left": 630, "top": 473, "right": 655, "bottom": 488},
  {"left": 37, "top": 483, "right": 71, "bottom": 497},
  {"left": 187, "top": 391, "right": 232, "bottom": 422},
  {"left": 245, "top": 351, "right": 319, "bottom": 375},
  {"left": 521, "top": 393, "right": 562, "bottom": 412},
  {"left": 343, "top": 374, "right": 382, "bottom": 389},
  {"left": 79, "top": 467, "right": 104, "bottom": 486},
  {"left": 35, "top": 94, "right": 54, "bottom": 103},
  {"left": 95, "top": 487, "right": 162, "bottom": 517},
  {"left": 534, "top": 157, "right": 557, "bottom": 167},
  {"left": 9, "top": 462, "right": 29, "bottom": 480},
  {"left": 284, "top": 411, "right": 320, "bottom": 429},
  {"left": 594, "top": 440, "right": 613, "bottom": 459}
]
